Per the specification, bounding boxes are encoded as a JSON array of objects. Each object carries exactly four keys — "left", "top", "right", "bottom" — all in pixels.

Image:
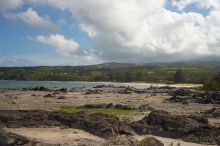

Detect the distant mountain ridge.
[
  {"left": 0, "top": 56, "right": 219, "bottom": 83},
  {"left": 0, "top": 56, "right": 219, "bottom": 69}
]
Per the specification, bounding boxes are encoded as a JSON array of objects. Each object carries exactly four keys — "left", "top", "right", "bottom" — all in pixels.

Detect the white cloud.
[
  {"left": 80, "top": 24, "right": 97, "bottom": 37},
  {"left": 34, "top": 34, "right": 82, "bottom": 56},
  {"left": 32, "top": 34, "right": 101, "bottom": 64},
  {"left": 0, "top": 0, "right": 23, "bottom": 12},
  {"left": 30, "top": 0, "right": 220, "bottom": 62},
  {"left": 3, "top": 8, "right": 59, "bottom": 32},
  {"left": 172, "top": 0, "right": 220, "bottom": 11},
  {"left": 3, "top": 0, "right": 220, "bottom": 63}
]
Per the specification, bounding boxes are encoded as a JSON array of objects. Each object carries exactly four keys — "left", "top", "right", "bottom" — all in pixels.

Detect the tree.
[
  {"left": 173, "top": 68, "right": 184, "bottom": 83},
  {"left": 214, "top": 72, "right": 220, "bottom": 83}
]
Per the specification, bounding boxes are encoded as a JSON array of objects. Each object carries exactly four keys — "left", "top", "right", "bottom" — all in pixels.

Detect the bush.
[
  {"left": 203, "top": 82, "right": 220, "bottom": 91},
  {"left": 203, "top": 72, "right": 220, "bottom": 90}
]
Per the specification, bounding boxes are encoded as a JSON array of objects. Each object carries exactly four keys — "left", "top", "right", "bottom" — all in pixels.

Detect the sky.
[{"left": 0, "top": 0, "right": 220, "bottom": 66}]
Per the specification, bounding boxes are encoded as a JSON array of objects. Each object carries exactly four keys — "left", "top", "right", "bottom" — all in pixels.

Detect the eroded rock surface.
[
  {"left": 131, "top": 110, "right": 220, "bottom": 145},
  {"left": 0, "top": 110, "right": 219, "bottom": 145},
  {"left": 0, "top": 110, "right": 133, "bottom": 138},
  {"left": 169, "top": 89, "right": 220, "bottom": 104}
]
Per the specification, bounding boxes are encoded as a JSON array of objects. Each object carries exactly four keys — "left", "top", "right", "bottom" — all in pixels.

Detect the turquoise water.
[{"left": 0, "top": 80, "right": 149, "bottom": 89}]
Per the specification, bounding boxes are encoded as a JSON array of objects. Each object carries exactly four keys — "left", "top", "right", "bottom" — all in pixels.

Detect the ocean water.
[{"left": 0, "top": 80, "right": 150, "bottom": 89}]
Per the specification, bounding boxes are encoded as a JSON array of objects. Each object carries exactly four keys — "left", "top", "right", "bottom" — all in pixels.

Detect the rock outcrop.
[
  {"left": 0, "top": 110, "right": 133, "bottom": 138},
  {"left": 169, "top": 89, "right": 220, "bottom": 104},
  {"left": 131, "top": 110, "right": 220, "bottom": 145},
  {"left": 51, "top": 112, "right": 134, "bottom": 138},
  {"left": 0, "top": 110, "right": 219, "bottom": 145},
  {"left": 204, "top": 108, "right": 220, "bottom": 117},
  {"left": 138, "top": 137, "right": 164, "bottom": 146}
]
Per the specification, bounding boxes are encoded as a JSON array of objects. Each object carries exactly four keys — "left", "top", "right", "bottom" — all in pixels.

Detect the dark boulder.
[
  {"left": 23, "top": 86, "right": 49, "bottom": 91},
  {"left": 57, "top": 96, "right": 67, "bottom": 100},
  {"left": 84, "top": 89, "right": 101, "bottom": 95},
  {"left": 170, "top": 88, "right": 191, "bottom": 97},
  {"left": 0, "top": 128, "right": 5, "bottom": 145},
  {"left": 169, "top": 90, "right": 220, "bottom": 104},
  {"left": 0, "top": 110, "right": 134, "bottom": 138},
  {"left": 105, "top": 103, "right": 114, "bottom": 108},
  {"left": 59, "top": 88, "right": 68, "bottom": 92},
  {"left": 114, "top": 104, "right": 133, "bottom": 110},
  {"left": 138, "top": 137, "right": 164, "bottom": 146},
  {"left": 137, "top": 104, "right": 155, "bottom": 112},
  {"left": 44, "top": 94, "right": 55, "bottom": 98},
  {"left": 131, "top": 110, "right": 220, "bottom": 145},
  {"left": 1, "top": 133, "right": 30, "bottom": 146},
  {"left": 105, "top": 135, "right": 138, "bottom": 146},
  {"left": 0, "top": 128, "right": 53, "bottom": 146},
  {"left": 79, "top": 104, "right": 106, "bottom": 109},
  {"left": 0, "top": 110, "right": 61, "bottom": 128},
  {"left": 204, "top": 108, "right": 220, "bottom": 117},
  {"left": 51, "top": 112, "right": 134, "bottom": 138}
]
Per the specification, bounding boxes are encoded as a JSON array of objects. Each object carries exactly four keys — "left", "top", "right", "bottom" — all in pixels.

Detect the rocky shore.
[{"left": 0, "top": 85, "right": 219, "bottom": 146}]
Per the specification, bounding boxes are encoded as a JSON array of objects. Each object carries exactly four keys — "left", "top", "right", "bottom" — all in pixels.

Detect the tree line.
[{"left": 0, "top": 66, "right": 214, "bottom": 84}]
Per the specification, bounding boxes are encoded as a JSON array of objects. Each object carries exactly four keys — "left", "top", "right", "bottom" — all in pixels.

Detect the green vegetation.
[
  {"left": 173, "top": 68, "right": 185, "bottom": 83},
  {"left": 0, "top": 62, "right": 217, "bottom": 84},
  {"left": 203, "top": 72, "right": 220, "bottom": 90},
  {"left": 59, "top": 105, "right": 140, "bottom": 120}
]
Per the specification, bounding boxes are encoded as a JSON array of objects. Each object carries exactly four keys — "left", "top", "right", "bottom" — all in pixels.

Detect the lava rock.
[
  {"left": 131, "top": 110, "right": 220, "bottom": 145},
  {"left": 138, "top": 137, "right": 164, "bottom": 146},
  {"left": 170, "top": 88, "right": 191, "bottom": 97}
]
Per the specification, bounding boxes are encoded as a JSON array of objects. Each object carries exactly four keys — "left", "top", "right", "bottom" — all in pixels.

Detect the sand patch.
[
  {"left": 134, "top": 135, "right": 217, "bottom": 146},
  {"left": 5, "top": 127, "right": 105, "bottom": 146}
]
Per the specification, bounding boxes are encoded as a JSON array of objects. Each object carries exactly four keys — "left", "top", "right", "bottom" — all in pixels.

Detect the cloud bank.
[
  {"left": 1, "top": 0, "right": 220, "bottom": 64},
  {"left": 3, "top": 8, "right": 59, "bottom": 32},
  {"left": 28, "top": 0, "right": 220, "bottom": 63},
  {"left": 0, "top": 0, "right": 23, "bottom": 12},
  {"left": 32, "top": 34, "right": 101, "bottom": 64}
]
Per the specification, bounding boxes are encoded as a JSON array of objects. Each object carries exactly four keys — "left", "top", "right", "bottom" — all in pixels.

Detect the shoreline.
[
  {"left": 0, "top": 80, "right": 203, "bottom": 89},
  {"left": 0, "top": 85, "right": 219, "bottom": 146}
]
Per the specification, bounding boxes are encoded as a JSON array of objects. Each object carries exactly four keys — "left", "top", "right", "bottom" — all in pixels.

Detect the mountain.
[{"left": 186, "top": 56, "right": 220, "bottom": 68}]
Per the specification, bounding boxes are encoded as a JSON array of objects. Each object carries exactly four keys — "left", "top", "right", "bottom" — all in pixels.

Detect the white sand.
[{"left": 5, "top": 128, "right": 105, "bottom": 145}]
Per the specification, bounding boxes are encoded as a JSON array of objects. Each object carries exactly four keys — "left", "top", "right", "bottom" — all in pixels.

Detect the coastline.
[{"left": 0, "top": 80, "right": 203, "bottom": 89}]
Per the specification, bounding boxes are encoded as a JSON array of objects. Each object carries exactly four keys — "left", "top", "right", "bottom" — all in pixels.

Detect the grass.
[{"left": 59, "top": 105, "right": 140, "bottom": 120}]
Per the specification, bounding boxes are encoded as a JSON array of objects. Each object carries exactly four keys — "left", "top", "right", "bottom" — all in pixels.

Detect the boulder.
[
  {"left": 131, "top": 110, "right": 220, "bottom": 145},
  {"left": 114, "top": 104, "right": 133, "bottom": 110},
  {"left": 57, "top": 96, "right": 67, "bottom": 100},
  {"left": 204, "top": 108, "right": 220, "bottom": 117},
  {"left": 138, "top": 104, "right": 155, "bottom": 112},
  {"left": 44, "top": 94, "right": 54, "bottom": 98},
  {"left": 170, "top": 88, "right": 191, "bottom": 97},
  {"left": 51, "top": 112, "right": 134, "bottom": 138},
  {"left": 23, "top": 86, "right": 49, "bottom": 91},
  {"left": 0, "top": 110, "right": 134, "bottom": 138},
  {"left": 105, "top": 135, "right": 138, "bottom": 146},
  {"left": 80, "top": 104, "right": 106, "bottom": 109},
  {"left": 59, "top": 88, "right": 68, "bottom": 92},
  {"left": 169, "top": 90, "right": 220, "bottom": 104},
  {"left": 84, "top": 89, "right": 101, "bottom": 95},
  {"left": 0, "top": 128, "right": 30, "bottom": 146},
  {"left": 105, "top": 103, "right": 114, "bottom": 108},
  {"left": 0, "top": 110, "right": 61, "bottom": 128},
  {"left": 138, "top": 137, "right": 164, "bottom": 146}
]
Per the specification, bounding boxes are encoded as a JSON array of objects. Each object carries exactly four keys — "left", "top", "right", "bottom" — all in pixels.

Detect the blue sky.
[
  {"left": 0, "top": 0, "right": 220, "bottom": 66},
  {"left": 0, "top": 3, "right": 93, "bottom": 66}
]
